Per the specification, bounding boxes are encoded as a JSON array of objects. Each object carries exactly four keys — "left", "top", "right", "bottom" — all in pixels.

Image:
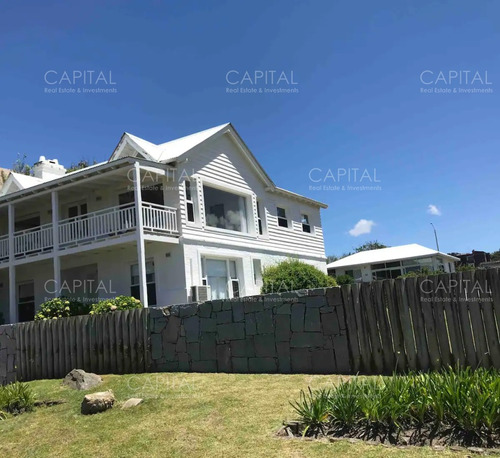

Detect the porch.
[{"left": 0, "top": 202, "right": 178, "bottom": 262}]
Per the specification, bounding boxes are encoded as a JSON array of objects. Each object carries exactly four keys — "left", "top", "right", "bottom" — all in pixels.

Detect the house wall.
[
  {"left": 177, "top": 133, "right": 326, "bottom": 263},
  {"left": 183, "top": 241, "right": 327, "bottom": 301},
  {"left": 0, "top": 240, "right": 187, "bottom": 321}
]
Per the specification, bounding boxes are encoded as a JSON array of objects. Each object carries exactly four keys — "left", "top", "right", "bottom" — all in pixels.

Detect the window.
[
  {"left": 18, "top": 282, "right": 35, "bottom": 322},
  {"left": 131, "top": 260, "right": 157, "bottom": 305},
  {"left": 185, "top": 180, "right": 195, "bottom": 223},
  {"left": 201, "top": 258, "right": 240, "bottom": 300},
  {"left": 203, "top": 185, "right": 247, "bottom": 232},
  {"left": 277, "top": 207, "right": 288, "bottom": 228},
  {"left": 253, "top": 259, "right": 262, "bottom": 285},
  {"left": 301, "top": 214, "right": 311, "bottom": 233},
  {"left": 257, "top": 201, "right": 263, "bottom": 235}
]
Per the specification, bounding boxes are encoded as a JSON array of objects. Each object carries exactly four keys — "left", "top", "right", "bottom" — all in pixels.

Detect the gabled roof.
[
  {"left": 111, "top": 123, "right": 327, "bottom": 209},
  {"left": 110, "top": 123, "right": 231, "bottom": 163},
  {"left": 326, "top": 244, "right": 460, "bottom": 269},
  {"left": 0, "top": 172, "right": 44, "bottom": 196}
]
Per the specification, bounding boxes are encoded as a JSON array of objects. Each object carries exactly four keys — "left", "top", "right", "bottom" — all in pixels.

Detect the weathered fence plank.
[
  {"left": 386, "top": 279, "right": 409, "bottom": 372},
  {"left": 360, "top": 283, "right": 384, "bottom": 374},
  {"left": 393, "top": 278, "right": 417, "bottom": 371},
  {"left": 372, "top": 281, "right": 395, "bottom": 373},
  {"left": 341, "top": 284, "right": 361, "bottom": 373}
]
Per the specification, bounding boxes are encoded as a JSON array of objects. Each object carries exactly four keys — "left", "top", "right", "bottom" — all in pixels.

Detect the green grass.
[{"left": 0, "top": 373, "right": 471, "bottom": 457}]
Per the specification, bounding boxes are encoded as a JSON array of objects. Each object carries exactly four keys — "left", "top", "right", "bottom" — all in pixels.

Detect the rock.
[
  {"left": 121, "top": 398, "right": 143, "bottom": 409},
  {"left": 81, "top": 390, "right": 115, "bottom": 415},
  {"left": 63, "top": 369, "right": 102, "bottom": 390}
]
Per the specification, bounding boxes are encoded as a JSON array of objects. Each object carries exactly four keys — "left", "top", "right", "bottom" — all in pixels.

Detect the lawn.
[{"left": 0, "top": 373, "right": 472, "bottom": 458}]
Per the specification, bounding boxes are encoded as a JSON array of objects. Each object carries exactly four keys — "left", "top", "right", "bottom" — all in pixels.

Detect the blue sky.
[{"left": 1, "top": 0, "right": 499, "bottom": 257}]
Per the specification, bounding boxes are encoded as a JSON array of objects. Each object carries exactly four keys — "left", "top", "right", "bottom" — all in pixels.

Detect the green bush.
[
  {"left": 0, "top": 382, "right": 35, "bottom": 415},
  {"left": 261, "top": 259, "right": 337, "bottom": 294},
  {"left": 335, "top": 274, "right": 354, "bottom": 286},
  {"left": 90, "top": 295, "right": 142, "bottom": 315},
  {"left": 34, "top": 298, "right": 90, "bottom": 321},
  {"left": 291, "top": 367, "right": 500, "bottom": 445}
]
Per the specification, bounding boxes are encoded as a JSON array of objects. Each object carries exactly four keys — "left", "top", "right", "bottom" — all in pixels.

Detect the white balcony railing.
[
  {"left": 14, "top": 223, "right": 53, "bottom": 257},
  {"left": 0, "top": 235, "right": 8, "bottom": 261},
  {"left": 0, "top": 203, "right": 179, "bottom": 260},
  {"left": 142, "top": 202, "right": 178, "bottom": 234},
  {"left": 58, "top": 203, "right": 137, "bottom": 247}
]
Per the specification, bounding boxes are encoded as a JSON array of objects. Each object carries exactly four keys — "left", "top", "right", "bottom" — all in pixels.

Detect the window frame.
[
  {"left": 184, "top": 179, "right": 196, "bottom": 224},
  {"left": 276, "top": 206, "right": 289, "bottom": 228},
  {"left": 201, "top": 181, "right": 253, "bottom": 234},
  {"left": 130, "top": 259, "right": 157, "bottom": 306},
  {"left": 301, "top": 213, "right": 311, "bottom": 233},
  {"left": 201, "top": 257, "right": 241, "bottom": 299}
]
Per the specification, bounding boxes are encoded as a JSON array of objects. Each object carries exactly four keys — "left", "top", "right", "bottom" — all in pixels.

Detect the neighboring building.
[
  {"left": 0, "top": 123, "right": 327, "bottom": 323},
  {"left": 0, "top": 168, "right": 10, "bottom": 191},
  {"left": 327, "top": 244, "right": 459, "bottom": 282},
  {"left": 448, "top": 250, "right": 491, "bottom": 267}
]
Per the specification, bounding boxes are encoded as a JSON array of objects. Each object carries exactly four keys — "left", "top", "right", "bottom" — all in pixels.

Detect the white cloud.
[
  {"left": 348, "top": 219, "right": 375, "bottom": 237},
  {"left": 427, "top": 204, "right": 442, "bottom": 216}
]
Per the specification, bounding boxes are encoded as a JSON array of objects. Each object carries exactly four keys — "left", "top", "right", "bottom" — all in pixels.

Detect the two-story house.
[{"left": 0, "top": 123, "right": 327, "bottom": 323}]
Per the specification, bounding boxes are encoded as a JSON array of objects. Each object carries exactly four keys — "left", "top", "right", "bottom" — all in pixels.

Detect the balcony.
[{"left": 0, "top": 203, "right": 179, "bottom": 262}]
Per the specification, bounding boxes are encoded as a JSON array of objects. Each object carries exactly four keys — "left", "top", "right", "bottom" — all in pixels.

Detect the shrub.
[
  {"left": 0, "top": 382, "right": 35, "bottom": 415},
  {"left": 291, "top": 367, "right": 500, "bottom": 445},
  {"left": 261, "top": 259, "right": 337, "bottom": 294},
  {"left": 34, "top": 297, "right": 90, "bottom": 321},
  {"left": 335, "top": 274, "right": 354, "bottom": 286},
  {"left": 90, "top": 295, "right": 142, "bottom": 315}
]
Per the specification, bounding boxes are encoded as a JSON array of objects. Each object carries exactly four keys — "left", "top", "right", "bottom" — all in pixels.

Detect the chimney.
[{"left": 32, "top": 156, "right": 66, "bottom": 180}]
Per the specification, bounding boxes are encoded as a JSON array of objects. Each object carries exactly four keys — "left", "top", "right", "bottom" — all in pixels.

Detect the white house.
[
  {"left": 0, "top": 123, "right": 327, "bottom": 323},
  {"left": 327, "top": 244, "right": 459, "bottom": 282}
]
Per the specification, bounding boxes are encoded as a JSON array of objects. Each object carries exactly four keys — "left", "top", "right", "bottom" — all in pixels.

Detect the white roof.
[
  {"left": 327, "top": 243, "right": 460, "bottom": 269},
  {"left": 119, "top": 123, "right": 231, "bottom": 163}
]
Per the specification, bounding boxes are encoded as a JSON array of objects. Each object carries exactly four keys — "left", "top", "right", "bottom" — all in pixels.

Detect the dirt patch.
[{"left": 277, "top": 421, "right": 500, "bottom": 454}]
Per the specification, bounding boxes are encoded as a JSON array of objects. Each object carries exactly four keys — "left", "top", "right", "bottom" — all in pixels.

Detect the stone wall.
[
  {"left": 0, "top": 325, "right": 17, "bottom": 385},
  {"left": 149, "top": 288, "right": 351, "bottom": 374}
]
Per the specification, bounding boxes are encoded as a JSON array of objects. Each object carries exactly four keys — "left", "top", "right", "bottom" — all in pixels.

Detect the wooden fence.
[
  {"left": 340, "top": 269, "right": 500, "bottom": 374},
  {"left": 14, "top": 308, "right": 149, "bottom": 381}
]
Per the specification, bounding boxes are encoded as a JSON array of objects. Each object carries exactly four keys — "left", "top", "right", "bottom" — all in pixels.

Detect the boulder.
[
  {"left": 81, "top": 390, "right": 115, "bottom": 415},
  {"left": 121, "top": 398, "right": 143, "bottom": 409},
  {"left": 63, "top": 369, "right": 102, "bottom": 391}
]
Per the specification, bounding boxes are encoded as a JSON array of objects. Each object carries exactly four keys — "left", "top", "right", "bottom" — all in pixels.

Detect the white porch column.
[
  {"left": 8, "top": 204, "right": 17, "bottom": 323},
  {"left": 133, "top": 162, "right": 148, "bottom": 307},
  {"left": 51, "top": 191, "right": 61, "bottom": 298}
]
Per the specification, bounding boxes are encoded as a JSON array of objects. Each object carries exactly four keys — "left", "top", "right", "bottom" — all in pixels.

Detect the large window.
[
  {"left": 131, "top": 260, "right": 157, "bottom": 305},
  {"left": 203, "top": 185, "right": 247, "bottom": 232},
  {"left": 201, "top": 258, "right": 240, "bottom": 300}
]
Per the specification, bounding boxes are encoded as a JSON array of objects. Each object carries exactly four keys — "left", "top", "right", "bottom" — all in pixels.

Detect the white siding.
[{"left": 178, "top": 133, "right": 326, "bottom": 261}]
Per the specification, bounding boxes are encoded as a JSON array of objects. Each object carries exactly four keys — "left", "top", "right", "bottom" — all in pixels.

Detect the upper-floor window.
[
  {"left": 301, "top": 214, "right": 311, "bottom": 233},
  {"left": 277, "top": 207, "right": 288, "bottom": 228},
  {"left": 185, "top": 180, "right": 195, "bottom": 222},
  {"left": 257, "top": 201, "right": 263, "bottom": 235},
  {"left": 203, "top": 185, "right": 247, "bottom": 232}
]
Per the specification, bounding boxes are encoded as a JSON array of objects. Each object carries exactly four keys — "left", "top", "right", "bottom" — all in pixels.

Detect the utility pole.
[{"left": 430, "top": 222, "right": 440, "bottom": 252}]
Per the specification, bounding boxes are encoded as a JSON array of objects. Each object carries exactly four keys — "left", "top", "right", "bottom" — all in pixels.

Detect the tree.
[
  {"left": 66, "top": 159, "right": 97, "bottom": 173},
  {"left": 261, "top": 259, "right": 336, "bottom": 294},
  {"left": 353, "top": 240, "right": 387, "bottom": 253},
  {"left": 12, "top": 153, "right": 32, "bottom": 176},
  {"left": 491, "top": 250, "right": 500, "bottom": 262}
]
